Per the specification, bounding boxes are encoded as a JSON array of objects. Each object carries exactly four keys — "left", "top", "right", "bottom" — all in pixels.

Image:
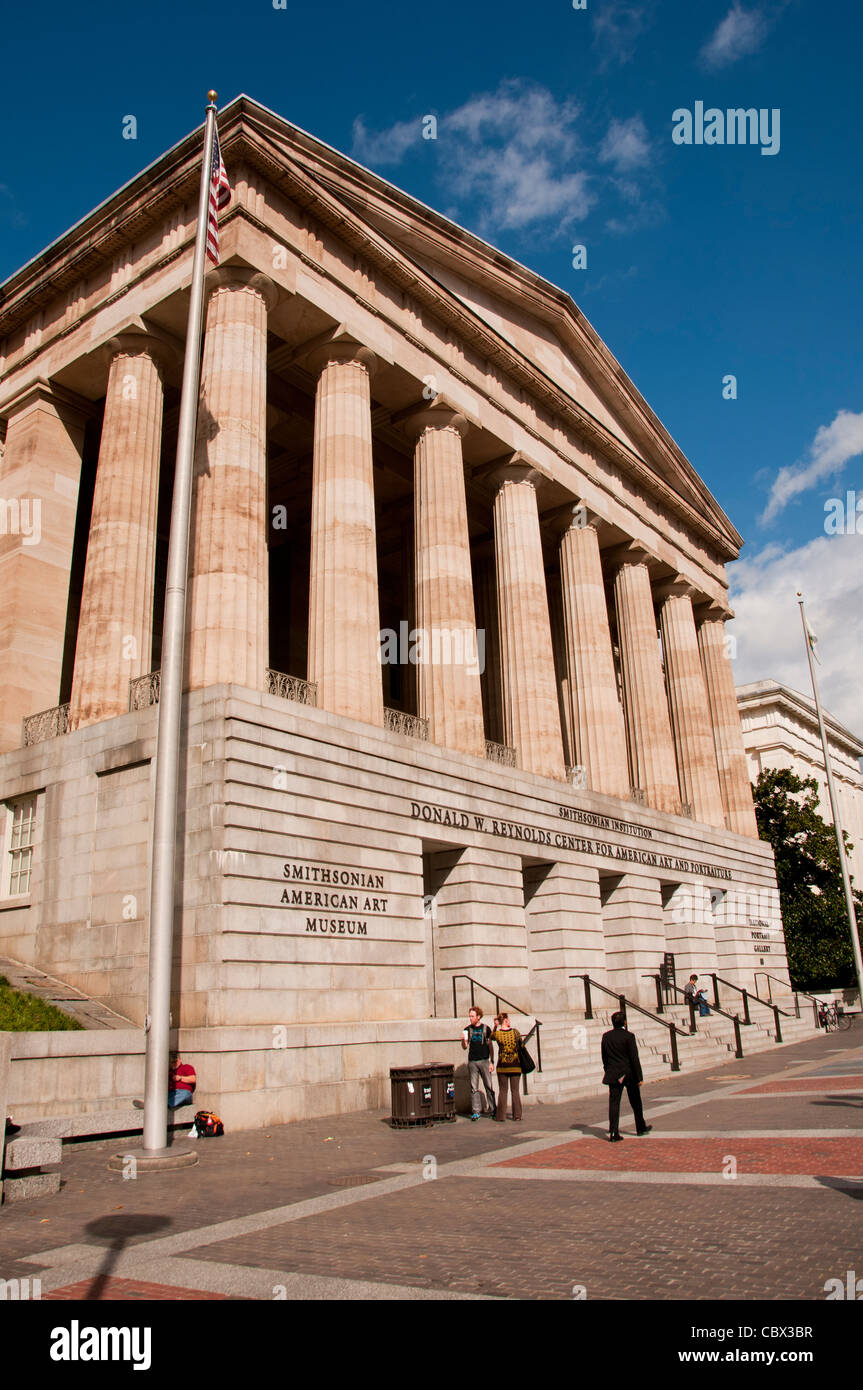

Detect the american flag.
[{"left": 205, "top": 126, "right": 231, "bottom": 265}]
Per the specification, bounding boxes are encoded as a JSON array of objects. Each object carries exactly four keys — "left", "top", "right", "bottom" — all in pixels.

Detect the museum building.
[{"left": 0, "top": 96, "right": 791, "bottom": 1123}]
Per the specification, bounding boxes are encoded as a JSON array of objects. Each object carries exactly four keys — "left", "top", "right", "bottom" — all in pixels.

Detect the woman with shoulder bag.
[{"left": 491, "top": 1012, "right": 524, "bottom": 1121}]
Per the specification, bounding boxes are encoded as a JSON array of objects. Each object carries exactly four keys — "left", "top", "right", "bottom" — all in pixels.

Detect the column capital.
[
  {"left": 484, "top": 451, "right": 543, "bottom": 494},
  {"left": 102, "top": 325, "right": 182, "bottom": 377},
  {"left": 555, "top": 498, "right": 605, "bottom": 540},
  {"left": 303, "top": 327, "right": 377, "bottom": 380},
  {"left": 694, "top": 598, "right": 734, "bottom": 624},
  {"left": 206, "top": 263, "right": 279, "bottom": 312},
  {"left": 603, "top": 539, "right": 655, "bottom": 575},
  {"left": 654, "top": 576, "right": 699, "bottom": 604},
  {"left": 393, "top": 393, "right": 468, "bottom": 442}
]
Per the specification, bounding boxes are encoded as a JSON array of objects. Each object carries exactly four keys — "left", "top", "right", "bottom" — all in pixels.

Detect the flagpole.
[
  {"left": 797, "top": 591, "right": 863, "bottom": 1007},
  {"left": 141, "top": 92, "right": 219, "bottom": 1155}
]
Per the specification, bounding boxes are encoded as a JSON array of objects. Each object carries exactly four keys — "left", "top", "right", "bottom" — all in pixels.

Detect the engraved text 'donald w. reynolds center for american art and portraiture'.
[{"left": 0, "top": 96, "right": 792, "bottom": 1125}]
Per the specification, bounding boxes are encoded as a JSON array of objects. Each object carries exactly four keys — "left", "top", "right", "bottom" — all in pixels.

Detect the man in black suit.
[{"left": 601, "top": 1011, "right": 653, "bottom": 1142}]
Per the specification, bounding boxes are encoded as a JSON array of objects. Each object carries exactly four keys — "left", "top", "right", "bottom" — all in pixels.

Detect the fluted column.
[
  {"left": 408, "top": 403, "right": 485, "bottom": 755},
  {"left": 698, "top": 613, "right": 759, "bottom": 836},
  {"left": 493, "top": 467, "right": 565, "bottom": 780},
  {"left": 659, "top": 585, "right": 725, "bottom": 827},
  {"left": 559, "top": 518, "right": 629, "bottom": 797},
  {"left": 187, "top": 268, "right": 275, "bottom": 691},
  {"left": 307, "top": 336, "right": 384, "bottom": 726},
  {"left": 0, "top": 382, "right": 89, "bottom": 752},
  {"left": 70, "top": 334, "right": 167, "bottom": 727},
  {"left": 613, "top": 556, "right": 680, "bottom": 813}
]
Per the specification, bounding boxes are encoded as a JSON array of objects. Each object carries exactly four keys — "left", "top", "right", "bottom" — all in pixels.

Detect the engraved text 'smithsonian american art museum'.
[{"left": 0, "top": 98, "right": 793, "bottom": 1124}]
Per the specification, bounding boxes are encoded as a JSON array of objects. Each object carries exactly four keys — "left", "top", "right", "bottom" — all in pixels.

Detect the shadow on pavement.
[
  {"left": 814, "top": 1177, "right": 863, "bottom": 1200},
  {"left": 83, "top": 1214, "right": 173, "bottom": 1300}
]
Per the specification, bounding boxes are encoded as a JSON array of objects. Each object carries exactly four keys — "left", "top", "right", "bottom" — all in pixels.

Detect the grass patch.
[{"left": 0, "top": 975, "right": 84, "bottom": 1031}]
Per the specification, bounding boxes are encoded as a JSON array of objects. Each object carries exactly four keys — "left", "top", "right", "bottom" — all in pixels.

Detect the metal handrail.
[
  {"left": 755, "top": 971, "right": 820, "bottom": 1025},
  {"left": 570, "top": 973, "right": 688, "bottom": 1073},
  {"left": 667, "top": 981, "right": 744, "bottom": 1059},
  {"left": 451, "top": 974, "right": 542, "bottom": 1079},
  {"left": 712, "top": 973, "right": 791, "bottom": 1043}
]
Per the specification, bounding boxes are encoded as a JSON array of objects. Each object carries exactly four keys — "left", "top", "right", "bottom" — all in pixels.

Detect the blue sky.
[{"left": 1, "top": 0, "right": 861, "bottom": 726}]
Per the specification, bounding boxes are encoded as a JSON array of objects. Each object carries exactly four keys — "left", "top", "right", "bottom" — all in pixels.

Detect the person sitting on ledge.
[
  {"left": 168, "top": 1053, "right": 196, "bottom": 1109},
  {"left": 133, "top": 1053, "right": 197, "bottom": 1111}
]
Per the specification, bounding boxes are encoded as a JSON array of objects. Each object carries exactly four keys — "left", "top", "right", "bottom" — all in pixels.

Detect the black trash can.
[
  {"left": 428, "top": 1063, "right": 456, "bottom": 1122},
  {"left": 390, "top": 1064, "right": 437, "bottom": 1127}
]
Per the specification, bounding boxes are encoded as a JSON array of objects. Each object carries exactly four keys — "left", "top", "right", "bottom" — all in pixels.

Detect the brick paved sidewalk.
[{"left": 2, "top": 1024, "right": 861, "bottom": 1302}]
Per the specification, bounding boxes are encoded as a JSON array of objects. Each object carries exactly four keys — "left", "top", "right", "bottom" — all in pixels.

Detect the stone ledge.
[
  {"left": 2, "top": 1171, "right": 61, "bottom": 1203},
  {"left": 3, "top": 1135, "right": 62, "bottom": 1169}
]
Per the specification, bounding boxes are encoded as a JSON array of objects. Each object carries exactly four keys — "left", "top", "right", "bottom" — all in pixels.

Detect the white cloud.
[
  {"left": 350, "top": 83, "right": 663, "bottom": 240},
  {"left": 351, "top": 117, "right": 422, "bottom": 167},
  {"left": 761, "top": 408, "right": 863, "bottom": 524},
  {"left": 728, "top": 533, "right": 863, "bottom": 733},
  {"left": 598, "top": 116, "right": 651, "bottom": 174},
  {"left": 352, "top": 83, "right": 597, "bottom": 235},
  {"left": 442, "top": 85, "right": 593, "bottom": 231},
  {"left": 700, "top": 3, "right": 769, "bottom": 69},
  {"left": 592, "top": 0, "right": 652, "bottom": 67}
]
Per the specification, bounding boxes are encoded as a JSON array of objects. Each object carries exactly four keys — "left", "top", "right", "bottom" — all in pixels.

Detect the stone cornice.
[{"left": 736, "top": 680, "right": 863, "bottom": 760}]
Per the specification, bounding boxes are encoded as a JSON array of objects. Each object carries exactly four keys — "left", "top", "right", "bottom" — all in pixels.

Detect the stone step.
[
  {"left": 3, "top": 1136, "right": 62, "bottom": 1171},
  {"left": 18, "top": 1107, "right": 197, "bottom": 1140},
  {"left": 2, "top": 1172, "right": 62, "bottom": 1203}
]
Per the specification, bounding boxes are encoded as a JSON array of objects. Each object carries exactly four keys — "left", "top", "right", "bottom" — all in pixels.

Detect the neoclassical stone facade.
[
  {"left": 0, "top": 97, "right": 791, "bottom": 1122},
  {"left": 738, "top": 679, "right": 863, "bottom": 890}
]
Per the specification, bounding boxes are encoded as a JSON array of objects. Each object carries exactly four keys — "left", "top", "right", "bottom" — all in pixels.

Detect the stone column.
[
  {"left": 697, "top": 613, "right": 759, "bottom": 836},
  {"left": 187, "top": 267, "right": 275, "bottom": 692},
  {"left": 559, "top": 518, "right": 629, "bottom": 797},
  {"left": 0, "top": 382, "right": 90, "bottom": 752},
  {"left": 407, "top": 402, "right": 485, "bottom": 756},
  {"left": 493, "top": 466, "right": 565, "bottom": 780},
  {"left": 658, "top": 585, "right": 726, "bottom": 828},
  {"left": 613, "top": 555, "right": 680, "bottom": 814},
  {"left": 307, "top": 335, "right": 384, "bottom": 726},
  {"left": 69, "top": 333, "right": 168, "bottom": 727}
]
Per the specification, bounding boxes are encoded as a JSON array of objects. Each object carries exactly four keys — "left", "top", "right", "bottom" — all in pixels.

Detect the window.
[{"left": 3, "top": 796, "right": 36, "bottom": 898}]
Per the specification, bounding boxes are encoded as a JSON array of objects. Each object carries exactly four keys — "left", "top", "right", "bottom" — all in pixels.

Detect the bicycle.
[{"left": 819, "top": 1002, "right": 853, "bottom": 1032}]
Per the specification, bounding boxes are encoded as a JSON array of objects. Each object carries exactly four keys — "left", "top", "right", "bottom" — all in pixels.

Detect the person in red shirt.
[{"left": 168, "top": 1053, "right": 196, "bottom": 1110}]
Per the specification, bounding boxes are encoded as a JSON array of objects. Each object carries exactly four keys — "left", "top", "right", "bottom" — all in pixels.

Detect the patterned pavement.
[
  {"left": 44, "top": 1277, "right": 237, "bottom": 1300},
  {"left": 2, "top": 1024, "right": 862, "bottom": 1302},
  {"left": 495, "top": 1134, "right": 863, "bottom": 1175}
]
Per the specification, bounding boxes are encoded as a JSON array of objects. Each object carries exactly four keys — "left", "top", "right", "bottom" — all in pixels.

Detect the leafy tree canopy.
[{"left": 753, "top": 768, "right": 862, "bottom": 993}]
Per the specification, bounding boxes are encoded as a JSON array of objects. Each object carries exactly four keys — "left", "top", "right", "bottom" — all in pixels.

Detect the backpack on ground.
[{"left": 193, "top": 1110, "right": 224, "bottom": 1137}]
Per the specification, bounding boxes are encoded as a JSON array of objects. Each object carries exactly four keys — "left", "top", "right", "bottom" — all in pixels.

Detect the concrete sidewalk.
[{"left": 2, "top": 1022, "right": 861, "bottom": 1300}]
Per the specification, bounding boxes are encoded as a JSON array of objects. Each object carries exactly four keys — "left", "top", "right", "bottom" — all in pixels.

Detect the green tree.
[{"left": 753, "top": 768, "right": 863, "bottom": 992}]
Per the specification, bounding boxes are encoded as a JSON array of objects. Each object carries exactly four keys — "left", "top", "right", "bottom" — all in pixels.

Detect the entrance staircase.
[{"left": 525, "top": 988, "right": 820, "bottom": 1106}]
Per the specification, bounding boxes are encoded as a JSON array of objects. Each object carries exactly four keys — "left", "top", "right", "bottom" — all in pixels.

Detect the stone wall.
[{"left": 0, "top": 683, "right": 789, "bottom": 1043}]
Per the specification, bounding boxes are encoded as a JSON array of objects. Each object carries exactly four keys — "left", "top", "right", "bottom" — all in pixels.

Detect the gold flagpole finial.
[{"left": 207, "top": 90, "right": 218, "bottom": 105}]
